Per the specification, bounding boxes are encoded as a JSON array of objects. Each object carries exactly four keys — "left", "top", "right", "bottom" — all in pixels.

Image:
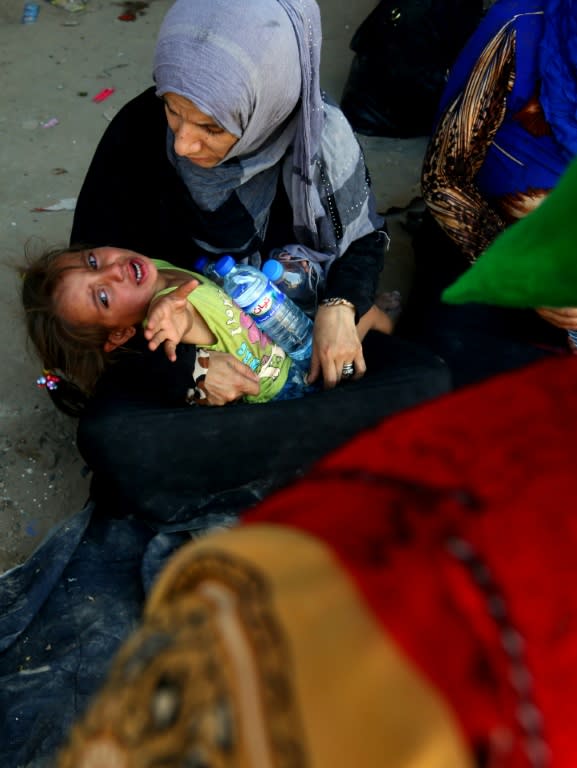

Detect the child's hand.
[
  {"left": 144, "top": 278, "right": 199, "bottom": 361},
  {"left": 536, "top": 306, "right": 577, "bottom": 330},
  {"left": 356, "top": 304, "right": 393, "bottom": 342}
]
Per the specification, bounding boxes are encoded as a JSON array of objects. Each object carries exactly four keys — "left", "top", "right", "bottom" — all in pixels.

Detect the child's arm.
[
  {"left": 356, "top": 304, "right": 393, "bottom": 343},
  {"left": 144, "top": 278, "right": 203, "bottom": 362}
]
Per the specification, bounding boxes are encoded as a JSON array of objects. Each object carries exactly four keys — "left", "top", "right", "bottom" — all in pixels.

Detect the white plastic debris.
[{"left": 32, "top": 197, "right": 77, "bottom": 212}]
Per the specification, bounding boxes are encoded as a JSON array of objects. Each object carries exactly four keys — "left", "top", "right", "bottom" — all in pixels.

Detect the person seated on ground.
[
  {"left": 46, "top": 0, "right": 450, "bottom": 528},
  {"left": 21, "top": 244, "right": 391, "bottom": 405},
  {"left": 397, "top": 0, "right": 577, "bottom": 387},
  {"left": 72, "top": 0, "right": 392, "bottom": 401}
]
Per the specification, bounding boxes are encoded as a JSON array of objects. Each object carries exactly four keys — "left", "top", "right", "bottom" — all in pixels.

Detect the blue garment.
[
  {"left": 539, "top": 0, "right": 577, "bottom": 157},
  {"left": 438, "top": 0, "right": 573, "bottom": 200}
]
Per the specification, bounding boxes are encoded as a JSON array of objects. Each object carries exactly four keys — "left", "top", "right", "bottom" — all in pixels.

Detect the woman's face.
[{"left": 163, "top": 93, "right": 239, "bottom": 168}]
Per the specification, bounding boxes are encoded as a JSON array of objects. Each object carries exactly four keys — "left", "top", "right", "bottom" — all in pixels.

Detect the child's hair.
[{"left": 20, "top": 243, "right": 119, "bottom": 401}]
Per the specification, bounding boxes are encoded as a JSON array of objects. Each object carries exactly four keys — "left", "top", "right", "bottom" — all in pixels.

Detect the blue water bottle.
[
  {"left": 261, "top": 257, "right": 319, "bottom": 315},
  {"left": 193, "top": 255, "right": 224, "bottom": 286},
  {"left": 568, "top": 330, "right": 577, "bottom": 352},
  {"left": 214, "top": 255, "right": 313, "bottom": 372},
  {"left": 21, "top": 2, "right": 40, "bottom": 23}
]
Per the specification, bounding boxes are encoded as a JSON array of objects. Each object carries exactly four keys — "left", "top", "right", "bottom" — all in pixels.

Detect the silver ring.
[{"left": 341, "top": 362, "right": 354, "bottom": 378}]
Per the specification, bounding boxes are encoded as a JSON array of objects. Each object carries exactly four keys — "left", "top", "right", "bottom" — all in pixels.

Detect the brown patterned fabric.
[
  {"left": 421, "top": 15, "right": 552, "bottom": 264},
  {"left": 58, "top": 526, "right": 471, "bottom": 768},
  {"left": 421, "top": 20, "right": 515, "bottom": 261}
]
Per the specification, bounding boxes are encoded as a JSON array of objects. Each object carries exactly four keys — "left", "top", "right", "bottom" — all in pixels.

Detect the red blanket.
[{"left": 247, "top": 355, "right": 577, "bottom": 766}]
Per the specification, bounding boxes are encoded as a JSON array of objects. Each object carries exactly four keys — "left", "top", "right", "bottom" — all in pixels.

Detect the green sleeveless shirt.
[{"left": 151, "top": 260, "right": 291, "bottom": 403}]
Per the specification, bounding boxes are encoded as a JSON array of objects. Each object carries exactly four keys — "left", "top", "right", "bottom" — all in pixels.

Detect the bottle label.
[{"left": 236, "top": 281, "right": 286, "bottom": 323}]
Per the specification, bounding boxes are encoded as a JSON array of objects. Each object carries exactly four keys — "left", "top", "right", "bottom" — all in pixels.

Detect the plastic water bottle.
[
  {"left": 261, "top": 257, "right": 319, "bottom": 315},
  {"left": 193, "top": 255, "right": 223, "bottom": 286},
  {"left": 568, "top": 330, "right": 577, "bottom": 353},
  {"left": 214, "top": 254, "right": 313, "bottom": 372},
  {"left": 21, "top": 2, "right": 40, "bottom": 23}
]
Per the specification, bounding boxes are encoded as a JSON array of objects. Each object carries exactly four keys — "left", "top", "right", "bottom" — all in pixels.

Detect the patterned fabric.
[
  {"left": 153, "top": 0, "right": 382, "bottom": 268},
  {"left": 422, "top": 0, "right": 572, "bottom": 262}
]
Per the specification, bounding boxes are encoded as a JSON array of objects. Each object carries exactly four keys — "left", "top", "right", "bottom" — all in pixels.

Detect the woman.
[
  {"left": 73, "top": 0, "right": 389, "bottom": 394},
  {"left": 67, "top": 0, "right": 449, "bottom": 529},
  {"left": 398, "top": 0, "right": 577, "bottom": 386}
]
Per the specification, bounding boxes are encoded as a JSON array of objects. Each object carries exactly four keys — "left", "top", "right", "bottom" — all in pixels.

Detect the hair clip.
[{"left": 36, "top": 369, "right": 61, "bottom": 391}]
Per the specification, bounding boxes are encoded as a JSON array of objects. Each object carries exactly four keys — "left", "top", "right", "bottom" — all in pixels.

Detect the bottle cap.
[
  {"left": 214, "top": 254, "right": 236, "bottom": 277},
  {"left": 261, "top": 259, "right": 283, "bottom": 282},
  {"left": 193, "top": 255, "right": 209, "bottom": 273}
]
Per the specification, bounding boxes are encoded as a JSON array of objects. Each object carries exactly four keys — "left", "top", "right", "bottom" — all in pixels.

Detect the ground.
[{"left": 0, "top": 0, "right": 427, "bottom": 572}]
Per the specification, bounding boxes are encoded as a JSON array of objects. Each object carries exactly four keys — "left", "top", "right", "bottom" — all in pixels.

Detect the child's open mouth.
[{"left": 131, "top": 260, "right": 144, "bottom": 284}]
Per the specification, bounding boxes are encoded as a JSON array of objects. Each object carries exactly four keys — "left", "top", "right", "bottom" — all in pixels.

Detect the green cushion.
[{"left": 442, "top": 154, "right": 577, "bottom": 308}]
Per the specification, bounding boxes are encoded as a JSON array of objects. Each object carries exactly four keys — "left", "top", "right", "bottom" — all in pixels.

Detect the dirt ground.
[{"left": 0, "top": 0, "right": 428, "bottom": 572}]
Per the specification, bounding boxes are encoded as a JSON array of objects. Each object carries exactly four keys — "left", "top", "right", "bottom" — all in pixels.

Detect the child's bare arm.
[
  {"left": 356, "top": 304, "right": 392, "bottom": 343},
  {"left": 144, "top": 278, "right": 200, "bottom": 362}
]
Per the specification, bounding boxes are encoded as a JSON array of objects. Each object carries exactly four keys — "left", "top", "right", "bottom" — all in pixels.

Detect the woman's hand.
[
  {"left": 202, "top": 350, "right": 261, "bottom": 405},
  {"left": 307, "top": 304, "right": 366, "bottom": 389},
  {"left": 536, "top": 306, "right": 577, "bottom": 330}
]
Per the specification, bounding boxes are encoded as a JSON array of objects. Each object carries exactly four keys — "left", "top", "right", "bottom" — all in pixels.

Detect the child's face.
[{"left": 54, "top": 247, "right": 159, "bottom": 331}]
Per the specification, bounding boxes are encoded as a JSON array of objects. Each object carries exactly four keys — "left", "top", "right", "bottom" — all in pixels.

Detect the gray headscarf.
[{"left": 153, "top": 0, "right": 382, "bottom": 265}]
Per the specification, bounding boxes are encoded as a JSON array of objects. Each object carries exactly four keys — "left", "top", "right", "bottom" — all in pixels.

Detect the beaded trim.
[
  {"left": 446, "top": 536, "right": 550, "bottom": 767},
  {"left": 317, "top": 158, "right": 343, "bottom": 242}
]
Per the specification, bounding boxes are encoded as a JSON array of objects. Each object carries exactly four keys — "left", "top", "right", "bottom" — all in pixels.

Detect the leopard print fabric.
[{"left": 186, "top": 348, "right": 212, "bottom": 405}]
